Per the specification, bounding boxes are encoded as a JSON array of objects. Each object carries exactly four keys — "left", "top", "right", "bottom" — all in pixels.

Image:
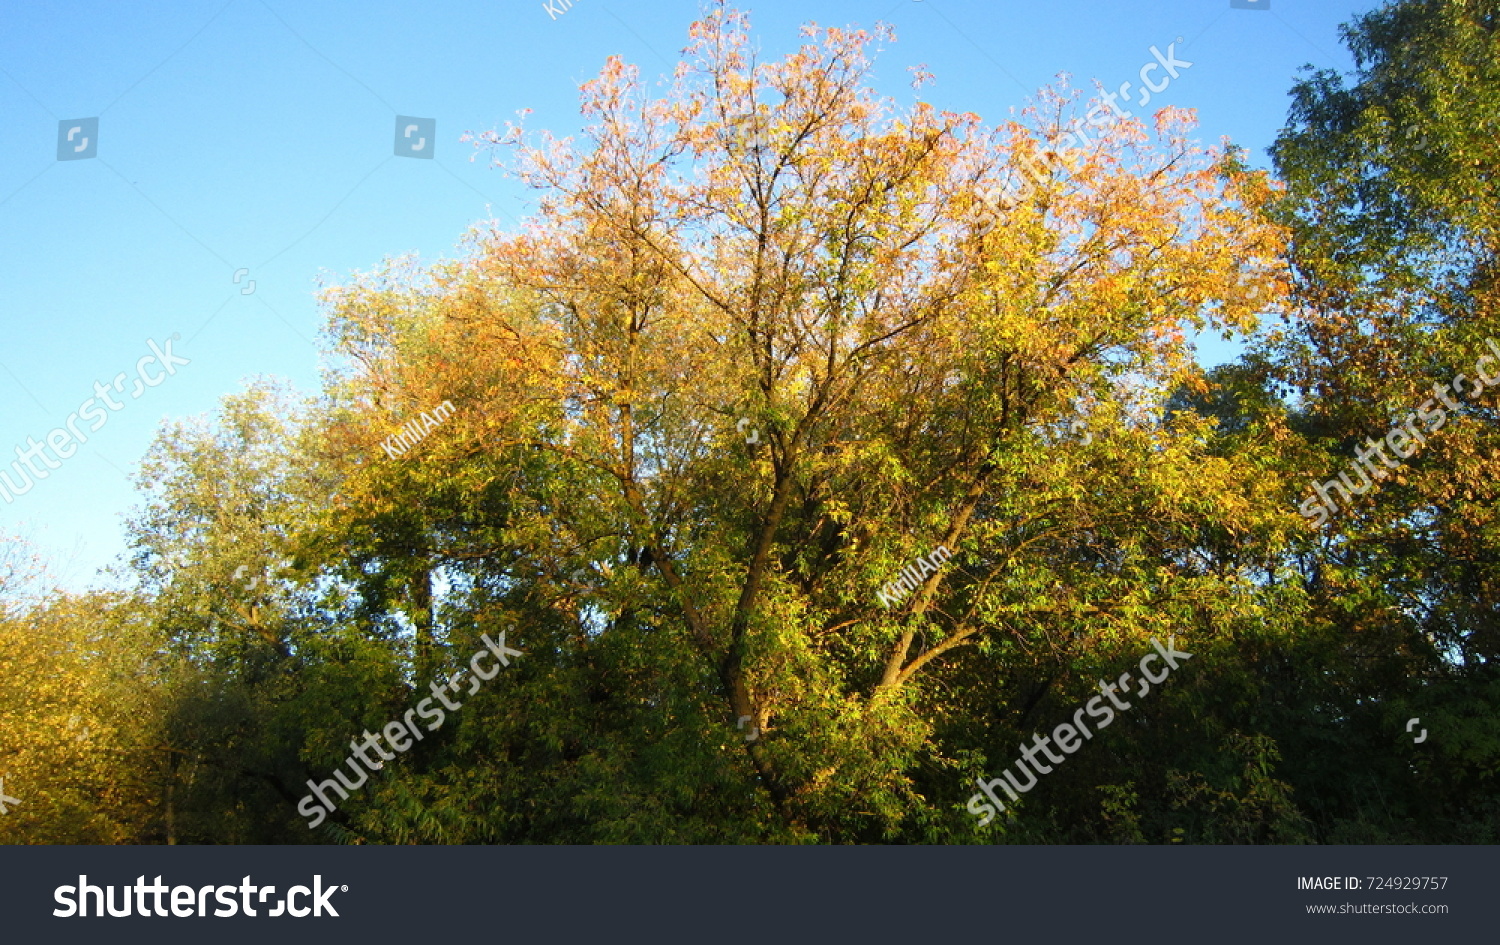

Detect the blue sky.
[{"left": 0, "top": 0, "right": 1368, "bottom": 590}]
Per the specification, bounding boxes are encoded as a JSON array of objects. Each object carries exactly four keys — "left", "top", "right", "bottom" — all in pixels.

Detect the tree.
[
  {"left": 1260, "top": 0, "right": 1500, "bottom": 841},
  {"left": 0, "top": 538, "right": 164, "bottom": 843},
  {"left": 301, "top": 3, "right": 1291, "bottom": 841}
]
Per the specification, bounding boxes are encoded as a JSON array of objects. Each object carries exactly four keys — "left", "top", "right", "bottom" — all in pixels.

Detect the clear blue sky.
[{"left": 0, "top": 0, "right": 1368, "bottom": 590}]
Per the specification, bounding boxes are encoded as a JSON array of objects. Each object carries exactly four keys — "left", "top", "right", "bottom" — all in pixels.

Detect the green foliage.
[{"left": 3, "top": 0, "right": 1498, "bottom": 845}]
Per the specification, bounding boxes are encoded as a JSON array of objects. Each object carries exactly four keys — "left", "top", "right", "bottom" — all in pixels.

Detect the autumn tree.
[
  {"left": 0, "top": 537, "right": 165, "bottom": 843},
  {"left": 290, "top": 2, "right": 1298, "bottom": 842},
  {"left": 57, "top": 1, "right": 1500, "bottom": 845}
]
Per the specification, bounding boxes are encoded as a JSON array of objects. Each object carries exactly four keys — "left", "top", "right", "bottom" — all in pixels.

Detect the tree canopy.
[{"left": 3, "top": 0, "right": 1496, "bottom": 845}]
